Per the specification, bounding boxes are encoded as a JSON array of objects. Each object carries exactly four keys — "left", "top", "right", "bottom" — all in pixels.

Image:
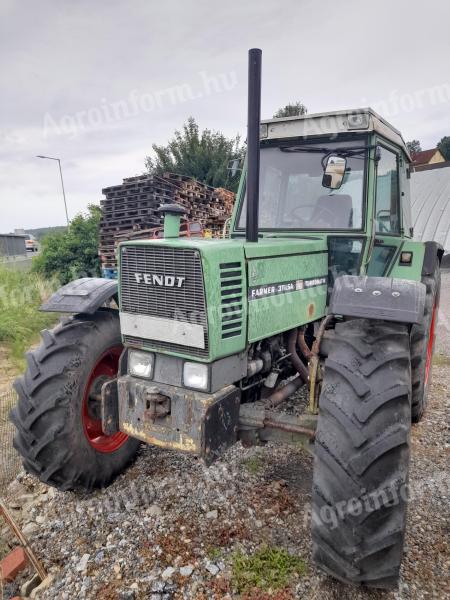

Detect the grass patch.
[
  {"left": 433, "top": 354, "right": 450, "bottom": 367},
  {"left": 206, "top": 546, "right": 223, "bottom": 561},
  {"left": 231, "top": 545, "right": 306, "bottom": 594},
  {"left": 242, "top": 455, "right": 263, "bottom": 475},
  {"left": 0, "top": 265, "right": 58, "bottom": 369}
]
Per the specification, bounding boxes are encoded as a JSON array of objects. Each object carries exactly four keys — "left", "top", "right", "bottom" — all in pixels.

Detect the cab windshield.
[{"left": 238, "top": 139, "right": 367, "bottom": 230}]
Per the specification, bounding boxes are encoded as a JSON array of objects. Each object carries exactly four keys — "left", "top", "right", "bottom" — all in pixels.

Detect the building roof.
[
  {"left": 414, "top": 160, "right": 450, "bottom": 172},
  {"left": 411, "top": 165, "right": 450, "bottom": 253},
  {"left": 261, "top": 108, "right": 411, "bottom": 159},
  {"left": 412, "top": 148, "right": 443, "bottom": 166}
]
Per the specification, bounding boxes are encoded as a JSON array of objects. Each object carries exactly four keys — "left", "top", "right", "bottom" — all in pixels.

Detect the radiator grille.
[
  {"left": 220, "top": 262, "right": 243, "bottom": 339},
  {"left": 120, "top": 245, "right": 208, "bottom": 356}
]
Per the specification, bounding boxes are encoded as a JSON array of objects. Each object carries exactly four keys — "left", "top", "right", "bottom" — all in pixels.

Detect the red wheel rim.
[
  {"left": 82, "top": 345, "right": 128, "bottom": 453},
  {"left": 425, "top": 303, "right": 437, "bottom": 385}
]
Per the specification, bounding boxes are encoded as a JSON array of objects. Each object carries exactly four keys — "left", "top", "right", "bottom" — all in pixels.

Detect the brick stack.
[{"left": 99, "top": 173, "right": 236, "bottom": 268}]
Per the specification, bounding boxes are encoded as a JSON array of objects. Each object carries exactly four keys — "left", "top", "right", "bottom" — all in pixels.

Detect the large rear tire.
[
  {"left": 312, "top": 319, "right": 411, "bottom": 589},
  {"left": 11, "top": 310, "right": 140, "bottom": 492},
  {"left": 410, "top": 264, "right": 440, "bottom": 422}
]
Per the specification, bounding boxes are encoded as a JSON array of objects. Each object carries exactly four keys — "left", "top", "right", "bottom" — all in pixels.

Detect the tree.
[
  {"left": 406, "top": 140, "right": 422, "bottom": 156},
  {"left": 437, "top": 136, "right": 450, "bottom": 160},
  {"left": 32, "top": 205, "right": 102, "bottom": 284},
  {"left": 145, "top": 117, "right": 244, "bottom": 192},
  {"left": 273, "top": 102, "right": 308, "bottom": 118}
]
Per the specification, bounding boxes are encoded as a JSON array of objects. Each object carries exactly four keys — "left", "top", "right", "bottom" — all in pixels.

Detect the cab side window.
[{"left": 375, "top": 147, "right": 400, "bottom": 233}]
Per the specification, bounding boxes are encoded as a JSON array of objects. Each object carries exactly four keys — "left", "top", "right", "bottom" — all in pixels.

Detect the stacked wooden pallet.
[
  {"left": 99, "top": 173, "right": 235, "bottom": 268},
  {"left": 163, "top": 173, "right": 236, "bottom": 236}
]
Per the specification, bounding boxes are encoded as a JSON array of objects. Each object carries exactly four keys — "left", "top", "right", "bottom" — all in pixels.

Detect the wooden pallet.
[{"left": 99, "top": 172, "right": 235, "bottom": 268}]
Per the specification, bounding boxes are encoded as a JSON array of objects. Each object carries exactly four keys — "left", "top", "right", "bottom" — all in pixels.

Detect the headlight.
[
  {"left": 183, "top": 362, "right": 209, "bottom": 391},
  {"left": 128, "top": 350, "right": 154, "bottom": 379},
  {"left": 346, "top": 112, "right": 369, "bottom": 129}
]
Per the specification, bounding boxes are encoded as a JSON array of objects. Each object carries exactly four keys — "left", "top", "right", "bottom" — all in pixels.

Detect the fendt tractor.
[{"left": 12, "top": 49, "right": 442, "bottom": 589}]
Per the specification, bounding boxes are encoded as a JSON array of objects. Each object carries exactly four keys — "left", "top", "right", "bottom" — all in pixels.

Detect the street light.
[{"left": 36, "top": 155, "right": 69, "bottom": 225}]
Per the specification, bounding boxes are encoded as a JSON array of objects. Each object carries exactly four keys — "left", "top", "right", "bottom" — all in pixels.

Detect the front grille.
[{"left": 120, "top": 245, "right": 208, "bottom": 357}]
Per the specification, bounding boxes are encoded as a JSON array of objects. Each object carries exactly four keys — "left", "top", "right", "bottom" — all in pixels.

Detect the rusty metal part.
[
  {"left": 0, "top": 499, "right": 47, "bottom": 581},
  {"left": 297, "top": 327, "right": 312, "bottom": 360},
  {"left": 308, "top": 355, "right": 321, "bottom": 414},
  {"left": 287, "top": 328, "right": 309, "bottom": 382},
  {"left": 307, "top": 315, "right": 334, "bottom": 413},
  {"left": 311, "top": 314, "right": 334, "bottom": 356},
  {"left": 238, "top": 402, "right": 317, "bottom": 450},
  {"left": 144, "top": 390, "right": 171, "bottom": 421},
  {"left": 101, "top": 378, "right": 120, "bottom": 434},
  {"left": 118, "top": 377, "right": 240, "bottom": 463},
  {"left": 265, "top": 375, "right": 304, "bottom": 409},
  {"left": 262, "top": 418, "right": 316, "bottom": 438}
]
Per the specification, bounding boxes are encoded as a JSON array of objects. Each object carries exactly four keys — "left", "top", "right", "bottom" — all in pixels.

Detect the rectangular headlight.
[
  {"left": 183, "top": 362, "right": 209, "bottom": 391},
  {"left": 128, "top": 350, "right": 154, "bottom": 379},
  {"left": 347, "top": 112, "right": 370, "bottom": 129}
]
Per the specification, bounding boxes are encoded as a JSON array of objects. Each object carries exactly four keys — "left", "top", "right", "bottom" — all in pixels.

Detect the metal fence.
[
  {"left": 0, "top": 234, "right": 27, "bottom": 259},
  {"left": 0, "top": 388, "right": 21, "bottom": 490}
]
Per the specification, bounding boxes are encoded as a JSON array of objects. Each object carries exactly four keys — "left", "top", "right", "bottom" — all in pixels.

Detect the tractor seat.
[{"left": 313, "top": 194, "right": 353, "bottom": 228}]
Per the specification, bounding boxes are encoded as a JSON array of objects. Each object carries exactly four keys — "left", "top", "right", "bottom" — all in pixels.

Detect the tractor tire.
[
  {"left": 11, "top": 310, "right": 140, "bottom": 492},
  {"left": 312, "top": 319, "right": 411, "bottom": 589},
  {"left": 410, "top": 264, "right": 440, "bottom": 422}
]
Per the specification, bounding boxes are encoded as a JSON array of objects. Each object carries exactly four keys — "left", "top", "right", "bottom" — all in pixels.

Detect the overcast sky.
[{"left": 1, "top": 0, "right": 449, "bottom": 231}]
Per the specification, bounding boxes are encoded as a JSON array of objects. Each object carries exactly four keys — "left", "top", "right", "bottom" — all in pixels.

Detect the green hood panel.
[{"left": 119, "top": 236, "right": 329, "bottom": 361}]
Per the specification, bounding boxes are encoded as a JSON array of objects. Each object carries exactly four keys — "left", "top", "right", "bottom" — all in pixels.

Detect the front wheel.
[
  {"left": 312, "top": 319, "right": 411, "bottom": 589},
  {"left": 11, "top": 310, "right": 140, "bottom": 492}
]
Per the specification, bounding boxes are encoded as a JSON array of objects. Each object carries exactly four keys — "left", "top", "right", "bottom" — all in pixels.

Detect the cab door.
[{"left": 367, "top": 142, "right": 405, "bottom": 276}]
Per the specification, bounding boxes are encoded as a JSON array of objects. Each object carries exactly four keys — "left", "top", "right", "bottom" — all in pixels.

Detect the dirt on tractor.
[{"left": 2, "top": 273, "right": 449, "bottom": 600}]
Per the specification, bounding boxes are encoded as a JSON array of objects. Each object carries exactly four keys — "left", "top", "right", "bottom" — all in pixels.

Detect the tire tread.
[{"left": 312, "top": 318, "right": 411, "bottom": 589}]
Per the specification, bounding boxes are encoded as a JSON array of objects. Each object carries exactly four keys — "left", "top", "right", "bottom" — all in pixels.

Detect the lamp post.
[{"left": 36, "top": 155, "right": 69, "bottom": 225}]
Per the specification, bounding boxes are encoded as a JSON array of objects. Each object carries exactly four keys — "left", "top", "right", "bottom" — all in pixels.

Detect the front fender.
[
  {"left": 330, "top": 275, "right": 426, "bottom": 325},
  {"left": 40, "top": 277, "right": 118, "bottom": 314}
]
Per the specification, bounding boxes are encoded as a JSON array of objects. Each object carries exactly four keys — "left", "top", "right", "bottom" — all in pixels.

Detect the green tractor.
[{"left": 12, "top": 49, "right": 442, "bottom": 589}]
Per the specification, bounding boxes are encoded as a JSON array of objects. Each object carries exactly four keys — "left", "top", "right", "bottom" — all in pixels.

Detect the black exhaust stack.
[{"left": 246, "top": 48, "right": 262, "bottom": 243}]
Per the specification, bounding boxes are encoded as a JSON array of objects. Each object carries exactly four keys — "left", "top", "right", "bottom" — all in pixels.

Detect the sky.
[{"left": 1, "top": 0, "right": 449, "bottom": 231}]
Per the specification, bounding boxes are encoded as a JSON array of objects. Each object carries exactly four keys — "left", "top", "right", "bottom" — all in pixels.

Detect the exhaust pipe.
[{"left": 246, "top": 48, "right": 262, "bottom": 243}]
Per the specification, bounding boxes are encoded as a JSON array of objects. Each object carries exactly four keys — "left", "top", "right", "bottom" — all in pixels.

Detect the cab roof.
[{"left": 261, "top": 108, "right": 411, "bottom": 160}]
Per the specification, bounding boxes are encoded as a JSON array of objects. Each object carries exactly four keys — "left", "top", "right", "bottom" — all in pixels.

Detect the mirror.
[
  {"left": 322, "top": 155, "right": 347, "bottom": 189},
  {"left": 375, "top": 145, "right": 382, "bottom": 162}
]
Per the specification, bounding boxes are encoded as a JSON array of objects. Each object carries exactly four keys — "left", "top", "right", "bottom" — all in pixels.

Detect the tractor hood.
[{"left": 118, "top": 236, "right": 328, "bottom": 362}]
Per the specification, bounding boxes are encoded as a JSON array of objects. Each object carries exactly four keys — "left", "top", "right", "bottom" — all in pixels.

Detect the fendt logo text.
[{"left": 134, "top": 272, "right": 186, "bottom": 288}]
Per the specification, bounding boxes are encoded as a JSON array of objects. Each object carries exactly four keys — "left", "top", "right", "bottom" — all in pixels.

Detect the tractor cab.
[{"left": 231, "top": 108, "right": 415, "bottom": 283}]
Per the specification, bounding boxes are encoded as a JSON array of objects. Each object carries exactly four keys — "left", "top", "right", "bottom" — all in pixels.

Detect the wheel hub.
[{"left": 82, "top": 345, "right": 128, "bottom": 453}]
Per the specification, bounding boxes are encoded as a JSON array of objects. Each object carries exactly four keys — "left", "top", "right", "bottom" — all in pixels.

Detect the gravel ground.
[
  {"left": 436, "top": 269, "right": 450, "bottom": 356},
  {"left": 2, "top": 273, "right": 449, "bottom": 600}
]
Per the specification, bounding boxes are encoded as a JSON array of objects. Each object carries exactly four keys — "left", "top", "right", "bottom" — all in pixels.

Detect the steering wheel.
[{"left": 287, "top": 203, "right": 337, "bottom": 227}]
